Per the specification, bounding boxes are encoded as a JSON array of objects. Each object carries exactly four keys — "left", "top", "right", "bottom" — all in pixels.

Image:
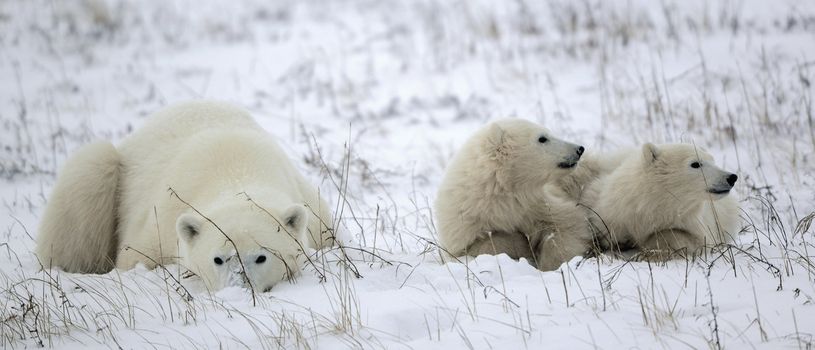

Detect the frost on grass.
[{"left": 1, "top": 0, "right": 815, "bottom": 349}]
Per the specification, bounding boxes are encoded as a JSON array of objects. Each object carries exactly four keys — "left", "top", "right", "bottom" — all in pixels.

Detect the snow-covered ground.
[{"left": 2, "top": 0, "right": 814, "bottom": 348}]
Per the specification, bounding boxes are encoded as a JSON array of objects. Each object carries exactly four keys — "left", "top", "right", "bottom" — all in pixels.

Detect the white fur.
[
  {"left": 37, "top": 101, "right": 334, "bottom": 291},
  {"left": 434, "top": 118, "right": 592, "bottom": 269},
  {"left": 582, "top": 143, "right": 740, "bottom": 257},
  {"left": 36, "top": 141, "right": 120, "bottom": 273},
  {"left": 555, "top": 149, "right": 630, "bottom": 202}
]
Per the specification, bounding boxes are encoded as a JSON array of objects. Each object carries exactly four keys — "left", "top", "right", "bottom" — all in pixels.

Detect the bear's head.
[
  {"left": 484, "top": 118, "right": 585, "bottom": 187},
  {"left": 175, "top": 200, "right": 307, "bottom": 292},
  {"left": 641, "top": 143, "right": 738, "bottom": 200}
]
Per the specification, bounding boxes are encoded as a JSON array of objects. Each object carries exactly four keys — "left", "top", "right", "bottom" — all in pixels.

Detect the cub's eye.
[
  {"left": 213, "top": 257, "right": 224, "bottom": 265},
  {"left": 690, "top": 162, "right": 701, "bottom": 169},
  {"left": 255, "top": 255, "right": 267, "bottom": 264},
  {"left": 538, "top": 136, "right": 548, "bottom": 143}
]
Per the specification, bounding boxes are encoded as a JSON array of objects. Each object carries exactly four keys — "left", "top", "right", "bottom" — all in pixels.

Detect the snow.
[{"left": 1, "top": 0, "right": 814, "bottom": 348}]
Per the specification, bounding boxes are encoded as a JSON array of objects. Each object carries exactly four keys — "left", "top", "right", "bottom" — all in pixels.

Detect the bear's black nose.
[
  {"left": 727, "top": 174, "right": 738, "bottom": 186},
  {"left": 576, "top": 146, "right": 585, "bottom": 156}
]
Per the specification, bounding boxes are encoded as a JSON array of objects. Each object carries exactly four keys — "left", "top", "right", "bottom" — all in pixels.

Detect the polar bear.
[
  {"left": 434, "top": 118, "right": 593, "bottom": 270},
  {"left": 582, "top": 143, "right": 740, "bottom": 258},
  {"left": 36, "top": 101, "right": 334, "bottom": 291}
]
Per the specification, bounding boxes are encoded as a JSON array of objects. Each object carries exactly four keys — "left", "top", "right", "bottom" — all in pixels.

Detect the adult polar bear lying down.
[{"left": 36, "top": 101, "right": 334, "bottom": 292}]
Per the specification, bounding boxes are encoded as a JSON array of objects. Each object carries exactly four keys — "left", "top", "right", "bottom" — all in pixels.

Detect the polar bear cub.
[
  {"left": 584, "top": 143, "right": 740, "bottom": 257},
  {"left": 37, "top": 101, "right": 334, "bottom": 291},
  {"left": 435, "top": 118, "right": 592, "bottom": 269}
]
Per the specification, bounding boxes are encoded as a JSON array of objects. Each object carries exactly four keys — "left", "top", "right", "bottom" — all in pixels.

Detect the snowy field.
[{"left": 2, "top": 0, "right": 815, "bottom": 348}]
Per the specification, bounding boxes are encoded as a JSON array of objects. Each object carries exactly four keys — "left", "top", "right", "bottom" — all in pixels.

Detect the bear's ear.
[
  {"left": 487, "top": 123, "right": 506, "bottom": 146},
  {"left": 282, "top": 204, "right": 308, "bottom": 234},
  {"left": 642, "top": 143, "right": 659, "bottom": 163},
  {"left": 176, "top": 214, "right": 203, "bottom": 244}
]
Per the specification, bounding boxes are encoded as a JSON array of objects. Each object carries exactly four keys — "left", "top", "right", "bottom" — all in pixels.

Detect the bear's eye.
[
  {"left": 255, "top": 255, "right": 267, "bottom": 264},
  {"left": 538, "top": 136, "right": 548, "bottom": 143},
  {"left": 213, "top": 257, "right": 224, "bottom": 265},
  {"left": 690, "top": 162, "right": 701, "bottom": 169}
]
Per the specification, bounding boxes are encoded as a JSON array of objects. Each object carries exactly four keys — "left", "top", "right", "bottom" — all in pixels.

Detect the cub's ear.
[
  {"left": 176, "top": 214, "right": 203, "bottom": 244},
  {"left": 282, "top": 204, "right": 308, "bottom": 234},
  {"left": 642, "top": 143, "right": 659, "bottom": 163},
  {"left": 484, "top": 123, "right": 511, "bottom": 162},
  {"left": 487, "top": 123, "right": 506, "bottom": 146}
]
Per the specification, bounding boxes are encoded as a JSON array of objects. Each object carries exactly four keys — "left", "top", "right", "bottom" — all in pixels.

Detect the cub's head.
[
  {"left": 483, "top": 118, "right": 585, "bottom": 187},
  {"left": 175, "top": 201, "right": 307, "bottom": 292},
  {"left": 641, "top": 143, "right": 738, "bottom": 200}
]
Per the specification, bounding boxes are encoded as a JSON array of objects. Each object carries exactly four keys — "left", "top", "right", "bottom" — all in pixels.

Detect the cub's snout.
[
  {"left": 558, "top": 145, "right": 585, "bottom": 169},
  {"left": 708, "top": 173, "right": 738, "bottom": 195}
]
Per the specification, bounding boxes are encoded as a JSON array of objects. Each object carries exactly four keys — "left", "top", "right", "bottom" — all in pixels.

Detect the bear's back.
[
  {"left": 115, "top": 101, "right": 268, "bottom": 247},
  {"left": 166, "top": 129, "right": 305, "bottom": 201},
  {"left": 118, "top": 101, "right": 261, "bottom": 160},
  {"left": 117, "top": 101, "right": 263, "bottom": 195}
]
